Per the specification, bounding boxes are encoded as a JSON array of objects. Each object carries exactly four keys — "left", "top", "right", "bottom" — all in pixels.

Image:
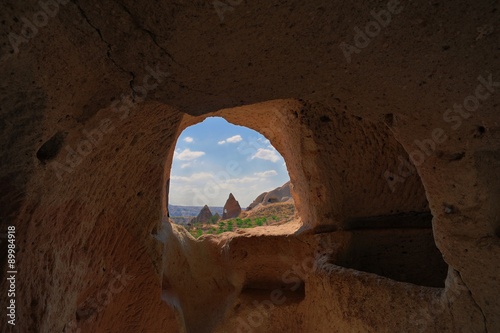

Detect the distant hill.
[
  {"left": 240, "top": 201, "right": 295, "bottom": 223},
  {"left": 180, "top": 182, "right": 296, "bottom": 237},
  {"left": 246, "top": 181, "right": 292, "bottom": 211},
  {"left": 170, "top": 181, "right": 293, "bottom": 229},
  {"left": 186, "top": 201, "right": 296, "bottom": 238},
  {"left": 168, "top": 205, "right": 223, "bottom": 217}
]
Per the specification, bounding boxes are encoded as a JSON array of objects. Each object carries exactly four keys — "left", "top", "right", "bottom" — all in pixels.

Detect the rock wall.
[
  {"left": 247, "top": 181, "right": 292, "bottom": 210},
  {"left": 0, "top": 0, "right": 498, "bottom": 332}
]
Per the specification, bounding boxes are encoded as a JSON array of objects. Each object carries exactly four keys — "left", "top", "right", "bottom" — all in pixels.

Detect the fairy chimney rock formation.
[
  {"left": 246, "top": 191, "right": 268, "bottom": 211},
  {"left": 190, "top": 205, "right": 213, "bottom": 224},
  {"left": 212, "top": 212, "right": 221, "bottom": 223},
  {"left": 222, "top": 193, "right": 241, "bottom": 219},
  {"left": 247, "top": 181, "right": 292, "bottom": 210}
]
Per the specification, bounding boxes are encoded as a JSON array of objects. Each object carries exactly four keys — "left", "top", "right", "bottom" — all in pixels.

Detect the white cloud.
[
  {"left": 254, "top": 170, "right": 277, "bottom": 177},
  {"left": 251, "top": 148, "right": 280, "bottom": 163},
  {"left": 227, "top": 176, "right": 259, "bottom": 184},
  {"left": 183, "top": 136, "right": 194, "bottom": 143},
  {"left": 180, "top": 163, "right": 191, "bottom": 169},
  {"left": 257, "top": 138, "right": 270, "bottom": 144},
  {"left": 226, "top": 135, "right": 243, "bottom": 143},
  {"left": 174, "top": 148, "right": 205, "bottom": 161},
  {"left": 226, "top": 134, "right": 243, "bottom": 143},
  {"left": 218, "top": 135, "right": 242, "bottom": 145},
  {"left": 170, "top": 172, "right": 214, "bottom": 182}
]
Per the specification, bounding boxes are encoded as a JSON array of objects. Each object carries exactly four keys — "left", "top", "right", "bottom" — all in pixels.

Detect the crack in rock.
[
  {"left": 457, "top": 271, "right": 488, "bottom": 332},
  {"left": 71, "top": 0, "right": 135, "bottom": 94},
  {"left": 110, "top": 0, "right": 185, "bottom": 69}
]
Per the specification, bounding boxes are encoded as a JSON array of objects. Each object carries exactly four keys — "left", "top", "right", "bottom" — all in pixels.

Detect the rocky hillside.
[
  {"left": 187, "top": 200, "right": 295, "bottom": 238},
  {"left": 240, "top": 201, "right": 295, "bottom": 223},
  {"left": 185, "top": 184, "right": 296, "bottom": 237},
  {"left": 246, "top": 181, "right": 293, "bottom": 211}
]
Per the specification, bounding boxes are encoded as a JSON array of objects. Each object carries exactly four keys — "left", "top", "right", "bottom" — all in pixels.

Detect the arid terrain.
[
  {"left": 185, "top": 201, "right": 295, "bottom": 238},
  {"left": 173, "top": 182, "right": 295, "bottom": 238}
]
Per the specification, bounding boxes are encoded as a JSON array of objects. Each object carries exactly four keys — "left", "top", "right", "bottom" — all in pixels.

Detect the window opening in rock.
[{"left": 168, "top": 117, "right": 295, "bottom": 238}]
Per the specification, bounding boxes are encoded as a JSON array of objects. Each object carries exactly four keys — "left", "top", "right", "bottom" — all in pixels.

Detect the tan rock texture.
[
  {"left": 0, "top": 0, "right": 499, "bottom": 333},
  {"left": 222, "top": 193, "right": 242, "bottom": 220},
  {"left": 247, "top": 181, "right": 292, "bottom": 210}
]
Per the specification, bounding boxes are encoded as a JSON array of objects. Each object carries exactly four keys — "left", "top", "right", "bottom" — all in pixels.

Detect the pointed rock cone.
[
  {"left": 212, "top": 212, "right": 221, "bottom": 223},
  {"left": 190, "top": 205, "right": 213, "bottom": 224},
  {"left": 222, "top": 193, "right": 241, "bottom": 219}
]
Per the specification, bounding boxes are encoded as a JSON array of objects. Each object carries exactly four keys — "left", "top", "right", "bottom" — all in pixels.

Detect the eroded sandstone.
[{"left": 0, "top": 1, "right": 499, "bottom": 332}]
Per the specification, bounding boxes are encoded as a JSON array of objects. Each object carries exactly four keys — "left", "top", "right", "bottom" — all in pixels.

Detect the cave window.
[{"left": 168, "top": 117, "right": 295, "bottom": 236}]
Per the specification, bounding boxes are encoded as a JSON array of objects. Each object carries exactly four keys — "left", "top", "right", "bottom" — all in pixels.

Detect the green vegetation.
[
  {"left": 187, "top": 216, "right": 282, "bottom": 238},
  {"left": 185, "top": 202, "right": 295, "bottom": 239},
  {"left": 217, "top": 221, "right": 226, "bottom": 234}
]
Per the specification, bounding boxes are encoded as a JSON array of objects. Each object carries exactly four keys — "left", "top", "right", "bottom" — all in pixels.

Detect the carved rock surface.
[{"left": 0, "top": 1, "right": 498, "bottom": 333}]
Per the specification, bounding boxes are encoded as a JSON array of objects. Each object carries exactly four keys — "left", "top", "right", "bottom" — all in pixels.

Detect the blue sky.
[{"left": 169, "top": 117, "right": 290, "bottom": 207}]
